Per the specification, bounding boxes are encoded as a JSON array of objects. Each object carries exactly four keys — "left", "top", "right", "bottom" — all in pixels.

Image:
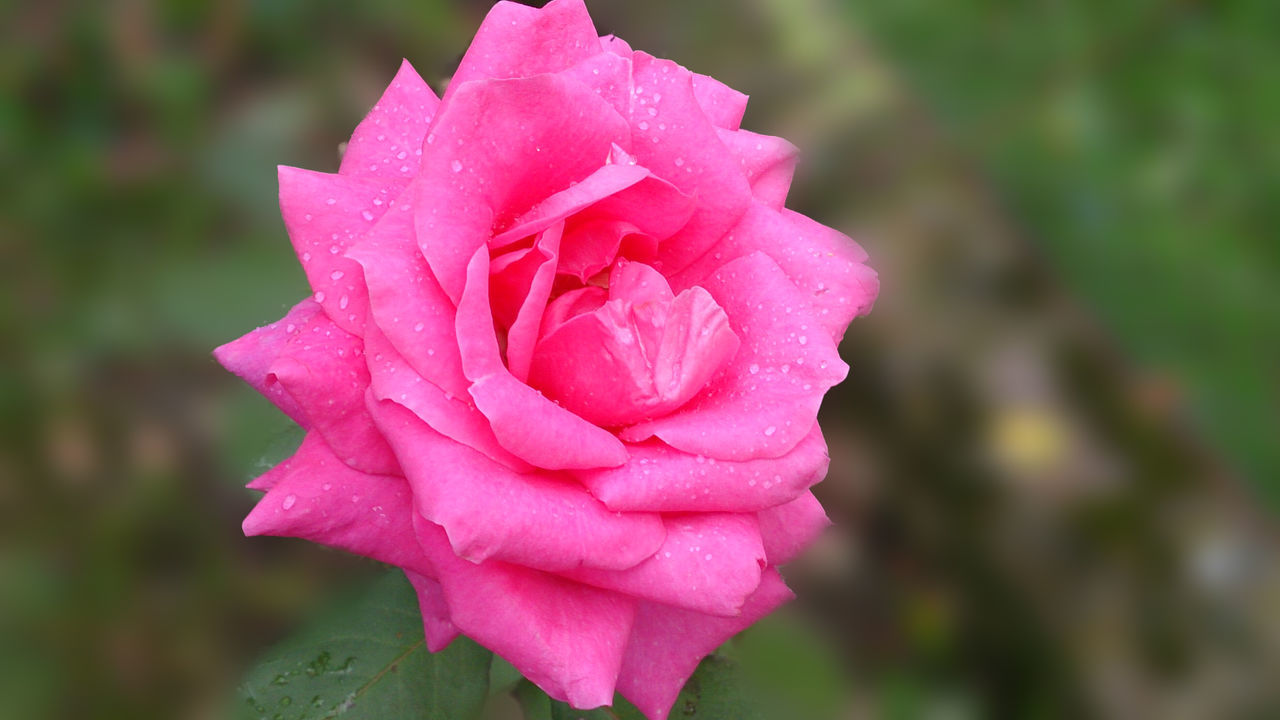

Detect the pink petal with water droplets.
[
  {"left": 417, "top": 73, "right": 630, "bottom": 302},
  {"left": 363, "top": 326, "right": 529, "bottom": 471},
  {"left": 339, "top": 59, "right": 439, "bottom": 180},
  {"left": 213, "top": 299, "right": 320, "bottom": 426},
  {"left": 456, "top": 245, "right": 627, "bottom": 469},
  {"left": 528, "top": 262, "right": 739, "bottom": 428},
  {"left": 715, "top": 128, "right": 798, "bottom": 209},
  {"left": 626, "top": 53, "right": 752, "bottom": 275},
  {"left": 372, "top": 400, "right": 662, "bottom": 572},
  {"left": 445, "top": 0, "right": 601, "bottom": 97},
  {"left": 674, "top": 203, "right": 879, "bottom": 341},
  {"left": 488, "top": 161, "right": 648, "bottom": 249},
  {"left": 616, "top": 569, "right": 794, "bottom": 720},
  {"left": 278, "top": 166, "right": 407, "bottom": 335},
  {"left": 577, "top": 423, "right": 829, "bottom": 513},
  {"left": 562, "top": 513, "right": 765, "bottom": 617},
  {"left": 413, "top": 516, "right": 635, "bottom": 709},
  {"left": 691, "top": 72, "right": 748, "bottom": 131},
  {"left": 758, "top": 490, "right": 831, "bottom": 566},
  {"left": 242, "top": 432, "right": 426, "bottom": 574},
  {"left": 347, "top": 184, "right": 469, "bottom": 399},
  {"left": 264, "top": 307, "right": 398, "bottom": 475},
  {"left": 623, "top": 253, "right": 848, "bottom": 461}
]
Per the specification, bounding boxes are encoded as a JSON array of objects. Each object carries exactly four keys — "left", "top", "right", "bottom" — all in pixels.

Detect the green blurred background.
[{"left": 2, "top": 0, "right": 1277, "bottom": 718}]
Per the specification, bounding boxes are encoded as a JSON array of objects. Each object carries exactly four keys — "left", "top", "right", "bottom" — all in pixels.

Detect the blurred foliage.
[{"left": 1, "top": 1, "right": 1277, "bottom": 719}]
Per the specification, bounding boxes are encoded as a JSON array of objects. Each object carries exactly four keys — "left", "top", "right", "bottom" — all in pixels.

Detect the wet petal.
[
  {"left": 278, "top": 166, "right": 407, "bottom": 335},
  {"left": 457, "top": 245, "right": 627, "bottom": 469},
  {"left": 242, "top": 432, "right": 425, "bottom": 573},
  {"left": 339, "top": 60, "right": 439, "bottom": 180},
  {"left": 623, "top": 253, "right": 848, "bottom": 461},
  {"left": 715, "top": 128, "right": 797, "bottom": 209},
  {"left": 413, "top": 516, "right": 636, "bottom": 709},
  {"left": 562, "top": 513, "right": 765, "bottom": 617},
  {"left": 626, "top": 53, "right": 752, "bottom": 275},
  {"left": 674, "top": 203, "right": 878, "bottom": 341},
  {"left": 445, "top": 0, "right": 601, "bottom": 95},
  {"left": 417, "top": 73, "right": 630, "bottom": 302},
  {"left": 577, "top": 423, "right": 829, "bottom": 513},
  {"left": 372, "top": 399, "right": 663, "bottom": 572},
  {"left": 616, "top": 569, "right": 793, "bottom": 720}
]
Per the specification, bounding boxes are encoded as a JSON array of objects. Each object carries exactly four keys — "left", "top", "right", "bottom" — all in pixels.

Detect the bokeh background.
[{"left": 2, "top": 0, "right": 1278, "bottom": 718}]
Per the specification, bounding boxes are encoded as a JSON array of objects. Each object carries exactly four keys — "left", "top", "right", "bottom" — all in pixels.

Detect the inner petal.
[{"left": 527, "top": 261, "right": 739, "bottom": 427}]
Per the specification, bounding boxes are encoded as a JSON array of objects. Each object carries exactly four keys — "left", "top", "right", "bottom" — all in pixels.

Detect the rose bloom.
[{"left": 216, "top": 0, "right": 877, "bottom": 717}]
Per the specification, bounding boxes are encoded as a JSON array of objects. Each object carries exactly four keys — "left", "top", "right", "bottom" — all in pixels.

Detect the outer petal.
[
  {"left": 674, "top": 203, "right": 879, "bottom": 341},
  {"left": 627, "top": 53, "right": 752, "bottom": 275},
  {"left": 414, "top": 516, "right": 636, "bottom": 709},
  {"left": 347, "top": 185, "right": 470, "bottom": 399},
  {"left": 456, "top": 245, "right": 627, "bottom": 469},
  {"left": 562, "top": 514, "right": 765, "bottom": 617},
  {"left": 444, "top": 0, "right": 601, "bottom": 97},
  {"left": 278, "top": 166, "right": 408, "bottom": 335},
  {"left": 339, "top": 59, "right": 440, "bottom": 180},
  {"left": 371, "top": 399, "right": 664, "bottom": 572},
  {"left": 577, "top": 423, "right": 830, "bottom": 513},
  {"left": 404, "top": 569, "right": 460, "bottom": 653},
  {"left": 716, "top": 128, "right": 797, "bottom": 209},
  {"left": 757, "top": 490, "right": 831, "bottom": 566},
  {"left": 241, "top": 432, "right": 426, "bottom": 574},
  {"left": 266, "top": 305, "right": 398, "bottom": 475},
  {"left": 691, "top": 73, "right": 748, "bottom": 131},
  {"left": 213, "top": 299, "right": 321, "bottom": 425},
  {"left": 616, "top": 569, "right": 794, "bottom": 720},
  {"left": 417, "top": 73, "right": 630, "bottom": 303},
  {"left": 623, "top": 253, "right": 848, "bottom": 461}
]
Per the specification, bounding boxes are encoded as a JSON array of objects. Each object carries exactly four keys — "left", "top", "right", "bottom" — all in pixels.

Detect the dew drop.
[
  {"left": 451, "top": 159, "right": 463, "bottom": 173},
  {"left": 282, "top": 494, "right": 297, "bottom": 510}
]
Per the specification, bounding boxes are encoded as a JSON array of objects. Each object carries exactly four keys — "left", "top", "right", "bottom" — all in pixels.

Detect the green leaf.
[
  {"left": 515, "top": 655, "right": 764, "bottom": 720},
  {"left": 237, "top": 571, "right": 492, "bottom": 720}
]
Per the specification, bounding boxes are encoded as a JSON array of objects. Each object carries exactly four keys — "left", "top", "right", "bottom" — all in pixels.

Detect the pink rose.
[{"left": 215, "top": 1, "right": 877, "bottom": 717}]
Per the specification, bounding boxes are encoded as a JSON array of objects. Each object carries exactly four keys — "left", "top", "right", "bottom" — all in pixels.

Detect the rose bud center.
[{"left": 528, "top": 260, "right": 739, "bottom": 428}]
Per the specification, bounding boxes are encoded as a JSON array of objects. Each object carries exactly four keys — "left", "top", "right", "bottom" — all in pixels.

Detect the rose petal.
[
  {"left": 242, "top": 432, "right": 425, "bottom": 573},
  {"left": 418, "top": 73, "right": 630, "bottom": 303},
  {"left": 363, "top": 326, "right": 529, "bottom": 471},
  {"left": 404, "top": 569, "right": 460, "bottom": 653},
  {"left": 562, "top": 513, "right": 765, "bottom": 617},
  {"left": 691, "top": 73, "right": 748, "bottom": 131},
  {"left": 627, "top": 53, "right": 752, "bottom": 275},
  {"left": 372, "top": 399, "right": 664, "bottom": 572},
  {"left": 444, "top": 0, "right": 601, "bottom": 96},
  {"left": 757, "top": 490, "right": 830, "bottom": 566},
  {"left": 577, "top": 423, "right": 829, "bottom": 513},
  {"left": 623, "top": 253, "right": 848, "bottom": 461},
  {"left": 457, "top": 245, "right": 628, "bottom": 469},
  {"left": 529, "top": 262, "right": 739, "bottom": 428},
  {"left": 615, "top": 569, "right": 794, "bottom": 720},
  {"left": 674, "top": 203, "right": 879, "bottom": 341},
  {"left": 488, "top": 160, "right": 648, "bottom": 249},
  {"left": 715, "top": 128, "right": 797, "bottom": 209},
  {"left": 414, "top": 515, "right": 636, "bottom": 709},
  {"left": 500, "top": 222, "right": 562, "bottom": 381},
  {"left": 278, "top": 166, "right": 408, "bottom": 335},
  {"left": 347, "top": 183, "right": 470, "bottom": 399},
  {"left": 264, "top": 306, "right": 398, "bottom": 475},
  {"left": 339, "top": 59, "right": 439, "bottom": 180},
  {"left": 213, "top": 299, "right": 321, "bottom": 426}
]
